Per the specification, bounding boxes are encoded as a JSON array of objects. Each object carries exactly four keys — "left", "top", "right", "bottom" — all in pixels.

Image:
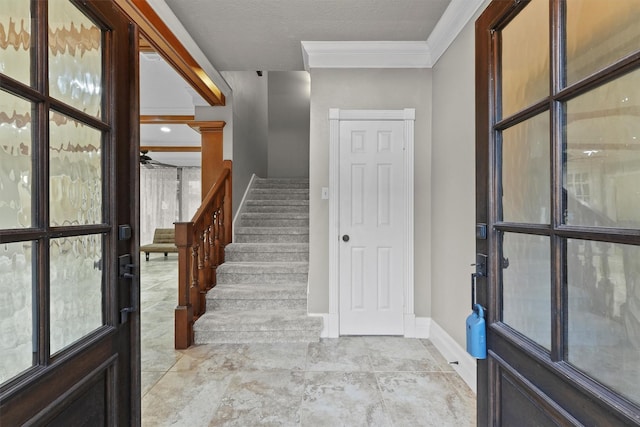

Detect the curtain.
[
  {"left": 140, "top": 166, "right": 202, "bottom": 245},
  {"left": 180, "top": 167, "right": 201, "bottom": 221}
]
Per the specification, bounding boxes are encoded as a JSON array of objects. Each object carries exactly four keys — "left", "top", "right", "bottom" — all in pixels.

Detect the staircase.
[{"left": 193, "top": 177, "right": 322, "bottom": 344}]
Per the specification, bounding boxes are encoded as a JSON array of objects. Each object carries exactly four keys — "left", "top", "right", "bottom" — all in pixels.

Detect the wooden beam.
[
  {"left": 140, "top": 145, "right": 200, "bottom": 152},
  {"left": 114, "top": 0, "right": 225, "bottom": 106},
  {"left": 140, "top": 115, "right": 195, "bottom": 124}
]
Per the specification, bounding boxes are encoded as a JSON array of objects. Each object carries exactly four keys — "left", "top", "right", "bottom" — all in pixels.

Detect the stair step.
[
  {"left": 217, "top": 262, "right": 308, "bottom": 284},
  {"left": 193, "top": 309, "right": 322, "bottom": 344},
  {"left": 239, "top": 218, "right": 309, "bottom": 227},
  {"left": 253, "top": 181, "right": 309, "bottom": 189},
  {"left": 217, "top": 262, "right": 309, "bottom": 274},
  {"left": 235, "top": 227, "right": 309, "bottom": 243},
  {"left": 252, "top": 178, "right": 309, "bottom": 188},
  {"left": 249, "top": 189, "right": 309, "bottom": 200},
  {"left": 207, "top": 283, "right": 307, "bottom": 311},
  {"left": 245, "top": 199, "right": 308, "bottom": 206},
  {"left": 225, "top": 243, "right": 309, "bottom": 262},
  {"left": 241, "top": 212, "right": 309, "bottom": 220},
  {"left": 195, "top": 329, "right": 321, "bottom": 344},
  {"left": 243, "top": 204, "right": 309, "bottom": 213}
]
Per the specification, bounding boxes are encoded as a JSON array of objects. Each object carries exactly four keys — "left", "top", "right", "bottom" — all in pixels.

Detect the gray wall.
[
  {"left": 268, "top": 71, "right": 310, "bottom": 178},
  {"left": 204, "top": 71, "right": 268, "bottom": 214},
  {"left": 308, "top": 68, "right": 433, "bottom": 315},
  {"left": 431, "top": 6, "right": 486, "bottom": 346}
]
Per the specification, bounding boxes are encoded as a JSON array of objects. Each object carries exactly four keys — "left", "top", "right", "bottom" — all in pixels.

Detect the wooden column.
[
  {"left": 189, "top": 121, "right": 226, "bottom": 200},
  {"left": 174, "top": 222, "right": 194, "bottom": 349}
]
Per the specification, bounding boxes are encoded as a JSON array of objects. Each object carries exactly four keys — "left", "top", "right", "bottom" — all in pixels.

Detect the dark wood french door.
[
  {"left": 0, "top": 1, "right": 139, "bottom": 424},
  {"left": 476, "top": 0, "right": 640, "bottom": 425}
]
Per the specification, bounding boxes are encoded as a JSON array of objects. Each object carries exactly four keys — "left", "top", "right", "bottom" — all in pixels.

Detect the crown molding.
[
  {"left": 426, "top": 0, "right": 487, "bottom": 65},
  {"left": 302, "top": 0, "right": 486, "bottom": 71},
  {"left": 301, "top": 41, "right": 432, "bottom": 71}
]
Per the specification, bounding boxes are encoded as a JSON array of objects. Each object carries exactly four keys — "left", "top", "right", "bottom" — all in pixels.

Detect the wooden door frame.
[
  {"left": 0, "top": 1, "right": 140, "bottom": 424},
  {"left": 327, "top": 108, "right": 415, "bottom": 338},
  {"left": 476, "top": 1, "right": 640, "bottom": 425}
]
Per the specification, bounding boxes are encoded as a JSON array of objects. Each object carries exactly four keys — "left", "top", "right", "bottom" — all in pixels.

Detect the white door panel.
[{"left": 339, "top": 120, "right": 405, "bottom": 335}]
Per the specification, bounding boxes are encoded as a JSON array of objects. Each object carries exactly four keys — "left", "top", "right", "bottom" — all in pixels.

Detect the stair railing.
[{"left": 174, "top": 160, "right": 232, "bottom": 349}]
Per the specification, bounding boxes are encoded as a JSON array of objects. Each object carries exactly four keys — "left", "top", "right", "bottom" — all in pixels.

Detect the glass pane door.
[
  {"left": 1, "top": 0, "right": 109, "bottom": 384},
  {"left": 478, "top": 0, "right": 640, "bottom": 424}
]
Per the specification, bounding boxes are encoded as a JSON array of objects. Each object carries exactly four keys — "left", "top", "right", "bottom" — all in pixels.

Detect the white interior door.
[{"left": 339, "top": 119, "right": 405, "bottom": 335}]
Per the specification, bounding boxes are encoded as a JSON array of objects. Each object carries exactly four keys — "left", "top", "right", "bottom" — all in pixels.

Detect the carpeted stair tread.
[
  {"left": 194, "top": 309, "right": 322, "bottom": 332},
  {"left": 245, "top": 199, "right": 308, "bottom": 206},
  {"left": 240, "top": 212, "right": 309, "bottom": 219},
  {"left": 208, "top": 282, "right": 307, "bottom": 300},
  {"left": 217, "top": 262, "right": 309, "bottom": 274},
  {"left": 235, "top": 226, "right": 309, "bottom": 235},
  {"left": 225, "top": 243, "right": 309, "bottom": 253}
]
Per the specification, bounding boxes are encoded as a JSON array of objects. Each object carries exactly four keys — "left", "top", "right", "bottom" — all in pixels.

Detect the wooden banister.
[{"left": 174, "top": 160, "right": 232, "bottom": 349}]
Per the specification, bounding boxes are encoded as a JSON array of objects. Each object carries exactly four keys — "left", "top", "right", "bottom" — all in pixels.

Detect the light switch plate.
[{"left": 321, "top": 187, "right": 329, "bottom": 199}]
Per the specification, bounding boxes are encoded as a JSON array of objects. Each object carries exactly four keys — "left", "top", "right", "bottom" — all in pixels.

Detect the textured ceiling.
[{"left": 163, "top": 0, "right": 451, "bottom": 71}]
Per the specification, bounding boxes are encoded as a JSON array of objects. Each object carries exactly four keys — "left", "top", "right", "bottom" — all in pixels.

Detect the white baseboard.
[
  {"left": 414, "top": 317, "right": 432, "bottom": 338},
  {"left": 403, "top": 313, "right": 417, "bottom": 337},
  {"left": 311, "top": 313, "right": 476, "bottom": 393},
  {"left": 308, "top": 313, "right": 339, "bottom": 338},
  {"left": 429, "top": 320, "right": 477, "bottom": 394}
]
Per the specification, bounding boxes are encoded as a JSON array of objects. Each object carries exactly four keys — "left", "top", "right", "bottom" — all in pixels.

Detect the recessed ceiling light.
[{"left": 160, "top": 126, "right": 171, "bottom": 133}]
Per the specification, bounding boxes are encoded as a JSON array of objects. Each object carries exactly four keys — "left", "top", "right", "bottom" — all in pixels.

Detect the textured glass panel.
[
  {"left": 502, "top": 233, "right": 551, "bottom": 350},
  {"left": 0, "top": 241, "right": 34, "bottom": 384},
  {"left": 0, "top": 0, "right": 31, "bottom": 85},
  {"left": 0, "top": 90, "right": 32, "bottom": 228},
  {"left": 565, "top": 69, "right": 640, "bottom": 228},
  {"left": 49, "top": 112, "right": 102, "bottom": 226},
  {"left": 50, "top": 234, "right": 103, "bottom": 354},
  {"left": 567, "top": 240, "right": 640, "bottom": 405},
  {"left": 567, "top": 0, "right": 640, "bottom": 85},
  {"left": 501, "top": 0, "right": 549, "bottom": 117},
  {"left": 502, "top": 113, "right": 550, "bottom": 224},
  {"left": 48, "top": 1, "right": 102, "bottom": 117}
]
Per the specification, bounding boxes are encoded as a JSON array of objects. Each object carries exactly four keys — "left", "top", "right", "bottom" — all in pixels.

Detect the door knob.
[{"left": 342, "top": 235, "right": 350, "bottom": 242}]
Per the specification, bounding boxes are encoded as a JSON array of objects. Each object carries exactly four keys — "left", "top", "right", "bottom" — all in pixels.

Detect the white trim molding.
[
  {"left": 302, "top": 41, "right": 431, "bottom": 71},
  {"left": 414, "top": 317, "right": 432, "bottom": 339},
  {"left": 328, "top": 108, "right": 415, "bottom": 338},
  {"left": 301, "top": 0, "right": 485, "bottom": 71},
  {"left": 426, "top": 0, "right": 486, "bottom": 65},
  {"left": 430, "top": 320, "right": 477, "bottom": 393}
]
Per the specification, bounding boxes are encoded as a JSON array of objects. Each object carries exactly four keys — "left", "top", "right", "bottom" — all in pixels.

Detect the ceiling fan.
[{"left": 139, "top": 150, "right": 176, "bottom": 168}]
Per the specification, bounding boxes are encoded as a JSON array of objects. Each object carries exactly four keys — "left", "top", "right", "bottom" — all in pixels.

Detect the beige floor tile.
[
  {"left": 142, "top": 370, "right": 232, "bottom": 427},
  {"left": 377, "top": 371, "right": 475, "bottom": 427},
  {"left": 306, "top": 337, "right": 372, "bottom": 372},
  {"left": 300, "top": 371, "right": 390, "bottom": 427},
  {"left": 363, "top": 336, "right": 442, "bottom": 372},
  {"left": 209, "top": 370, "right": 305, "bottom": 426}
]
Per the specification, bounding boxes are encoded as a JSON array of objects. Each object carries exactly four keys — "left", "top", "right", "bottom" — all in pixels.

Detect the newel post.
[{"left": 174, "top": 222, "right": 194, "bottom": 349}]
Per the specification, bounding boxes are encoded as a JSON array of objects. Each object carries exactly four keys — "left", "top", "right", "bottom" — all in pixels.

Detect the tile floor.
[{"left": 140, "top": 254, "right": 476, "bottom": 426}]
